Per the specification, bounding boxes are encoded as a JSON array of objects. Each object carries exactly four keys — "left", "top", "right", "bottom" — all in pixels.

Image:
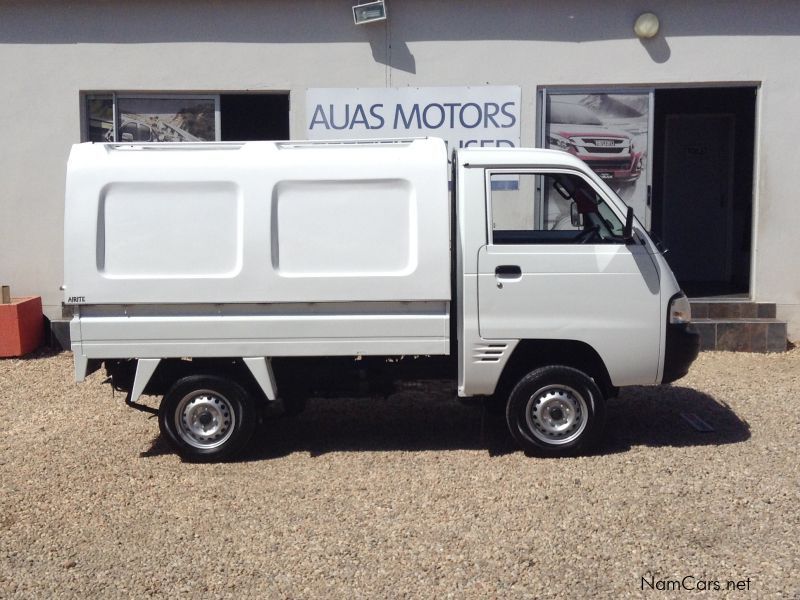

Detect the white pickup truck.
[{"left": 64, "top": 138, "right": 699, "bottom": 461}]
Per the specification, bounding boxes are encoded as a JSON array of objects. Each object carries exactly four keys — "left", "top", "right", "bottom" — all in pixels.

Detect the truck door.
[{"left": 477, "top": 170, "right": 662, "bottom": 385}]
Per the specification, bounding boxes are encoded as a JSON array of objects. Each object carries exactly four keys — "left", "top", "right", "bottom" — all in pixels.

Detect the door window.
[{"left": 489, "top": 172, "right": 625, "bottom": 245}]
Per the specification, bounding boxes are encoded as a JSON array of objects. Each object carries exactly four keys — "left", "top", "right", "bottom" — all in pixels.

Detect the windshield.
[{"left": 549, "top": 101, "right": 603, "bottom": 126}]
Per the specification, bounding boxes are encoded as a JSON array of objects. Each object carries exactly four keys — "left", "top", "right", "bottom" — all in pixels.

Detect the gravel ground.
[{"left": 1, "top": 349, "right": 799, "bottom": 599}]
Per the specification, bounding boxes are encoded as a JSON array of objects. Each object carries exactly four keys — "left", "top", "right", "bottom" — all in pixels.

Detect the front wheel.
[
  {"left": 159, "top": 375, "right": 256, "bottom": 462},
  {"left": 506, "top": 366, "right": 605, "bottom": 456}
]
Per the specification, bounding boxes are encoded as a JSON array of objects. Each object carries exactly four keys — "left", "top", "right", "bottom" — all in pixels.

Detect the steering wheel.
[{"left": 574, "top": 225, "right": 600, "bottom": 244}]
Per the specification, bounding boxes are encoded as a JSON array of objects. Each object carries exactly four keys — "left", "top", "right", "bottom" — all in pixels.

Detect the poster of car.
[
  {"left": 544, "top": 93, "right": 649, "bottom": 225},
  {"left": 85, "top": 95, "right": 219, "bottom": 143},
  {"left": 116, "top": 96, "right": 218, "bottom": 142}
]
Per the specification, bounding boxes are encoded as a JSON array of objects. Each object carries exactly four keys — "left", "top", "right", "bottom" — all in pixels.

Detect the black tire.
[
  {"left": 159, "top": 375, "right": 256, "bottom": 462},
  {"left": 506, "top": 365, "right": 605, "bottom": 456}
]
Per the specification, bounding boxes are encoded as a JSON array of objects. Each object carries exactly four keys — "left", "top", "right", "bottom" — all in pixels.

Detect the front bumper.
[
  {"left": 662, "top": 323, "right": 701, "bottom": 384},
  {"left": 576, "top": 151, "right": 643, "bottom": 183}
]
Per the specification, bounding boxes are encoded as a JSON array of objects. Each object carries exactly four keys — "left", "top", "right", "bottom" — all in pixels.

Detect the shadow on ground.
[
  {"left": 601, "top": 385, "right": 751, "bottom": 453},
  {"left": 141, "top": 381, "right": 751, "bottom": 461}
]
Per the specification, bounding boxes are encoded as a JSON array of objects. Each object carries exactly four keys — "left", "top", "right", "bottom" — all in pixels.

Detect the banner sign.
[{"left": 306, "top": 86, "right": 521, "bottom": 152}]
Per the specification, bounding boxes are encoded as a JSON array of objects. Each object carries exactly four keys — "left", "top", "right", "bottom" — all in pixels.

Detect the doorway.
[{"left": 651, "top": 87, "right": 756, "bottom": 298}]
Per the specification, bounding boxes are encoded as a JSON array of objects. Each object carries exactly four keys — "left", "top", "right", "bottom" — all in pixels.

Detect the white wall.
[{"left": 1, "top": 0, "right": 799, "bottom": 338}]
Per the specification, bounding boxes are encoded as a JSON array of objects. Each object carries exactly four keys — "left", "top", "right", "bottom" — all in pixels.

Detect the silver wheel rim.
[
  {"left": 524, "top": 384, "right": 589, "bottom": 445},
  {"left": 174, "top": 389, "right": 236, "bottom": 450}
]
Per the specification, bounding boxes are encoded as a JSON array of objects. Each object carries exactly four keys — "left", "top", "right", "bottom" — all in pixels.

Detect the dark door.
[{"left": 661, "top": 114, "right": 735, "bottom": 286}]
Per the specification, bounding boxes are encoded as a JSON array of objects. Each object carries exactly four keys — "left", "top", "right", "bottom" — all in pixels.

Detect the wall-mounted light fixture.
[
  {"left": 353, "top": 0, "right": 387, "bottom": 25},
  {"left": 633, "top": 12, "right": 660, "bottom": 39}
]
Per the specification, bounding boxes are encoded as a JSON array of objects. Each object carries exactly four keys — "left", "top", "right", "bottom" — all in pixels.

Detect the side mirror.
[
  {"left": 570, "top": 202, "right": 583, "bottom": 227},
  {"left": 623, "top": 206, "right": 635, "bottom": 243}
]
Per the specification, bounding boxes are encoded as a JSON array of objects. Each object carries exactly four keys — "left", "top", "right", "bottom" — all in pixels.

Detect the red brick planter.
[{"left": 0, "top": 296, "right": 44, "bottom": 357}]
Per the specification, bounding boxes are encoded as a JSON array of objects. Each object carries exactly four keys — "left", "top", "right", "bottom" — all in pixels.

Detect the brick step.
[
  {"left": 690, "top": 301, "right": 776, "bottom": 319},
  {"left": 691, "top": 317, "right": 787, "bottom": 352}
]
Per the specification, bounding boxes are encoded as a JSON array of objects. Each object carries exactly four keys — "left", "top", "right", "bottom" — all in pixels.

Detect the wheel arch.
[
  {"left": 106, "top": 357, "right": 275, "bottom": 405},
  {"left": 495, "top": 339, "right": 616, "bottom": 400}
]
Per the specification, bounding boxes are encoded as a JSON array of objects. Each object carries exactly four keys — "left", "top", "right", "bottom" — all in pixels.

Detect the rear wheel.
[
  {"left": 506, "top": 365, "right": 605, "bottom": 456},
  {"left": 159, "top": 375, "right": 256, "bottom": 462}
]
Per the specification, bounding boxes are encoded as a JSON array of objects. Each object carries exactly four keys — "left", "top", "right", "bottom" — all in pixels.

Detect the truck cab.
[{"left": 453, "top": 147, "right": 698, "bottom": 452}]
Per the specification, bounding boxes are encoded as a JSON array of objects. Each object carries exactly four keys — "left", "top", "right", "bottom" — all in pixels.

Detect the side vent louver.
[{"left": 473, "top": 343, "right": 508, "bottom": 363}]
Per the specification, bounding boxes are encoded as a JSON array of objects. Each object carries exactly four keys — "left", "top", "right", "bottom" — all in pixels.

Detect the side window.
[
  {"left": 83, "top": 92, "right": 290, "bottom": 143},
  {"left": 83, "top": 94, "right": 220, "bottom": 143},
  {"left": 490, "top": 172, "right": 625, "bottom": 244}
]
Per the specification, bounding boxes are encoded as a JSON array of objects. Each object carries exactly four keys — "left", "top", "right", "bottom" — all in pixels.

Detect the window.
[
  {"left": 489, "top": 172, "right": 625, "bottom": 244},
  {"left": 84, "top": 94, "right": 220, "bottom": 142},
  {"left": 83, "top": 93, "right": 290, "bottom": 143},
  {"left": 86, "top": 96, "right": 114, "bottom": 141},
  {"left": 219, "top": 94, "right": 289, "bottom": 141}
]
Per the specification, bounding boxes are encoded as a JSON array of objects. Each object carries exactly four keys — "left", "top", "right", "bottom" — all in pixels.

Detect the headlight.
[
  {"left": 669, "top": 292, "right": 692, "bottom": 324},
  {"left": 548, "top": 133, "right": 571, "bottom": 151}
]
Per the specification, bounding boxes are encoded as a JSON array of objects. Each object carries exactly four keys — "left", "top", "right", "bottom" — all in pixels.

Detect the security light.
[
  {"left": 353, "top": 1, "right": 387, "bottom": 25},
  {"left": 633, "top": 12, "right": 660, "bottom": 39}
]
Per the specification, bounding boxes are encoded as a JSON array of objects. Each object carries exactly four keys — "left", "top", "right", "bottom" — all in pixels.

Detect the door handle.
[{"left": 495, "top": 265, "right": 522, "bottom": 280}]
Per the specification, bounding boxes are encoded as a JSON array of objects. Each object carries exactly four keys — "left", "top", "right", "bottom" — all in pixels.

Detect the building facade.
[{"left": 1, "top": 0, "right": 799, "bottom": 341}]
